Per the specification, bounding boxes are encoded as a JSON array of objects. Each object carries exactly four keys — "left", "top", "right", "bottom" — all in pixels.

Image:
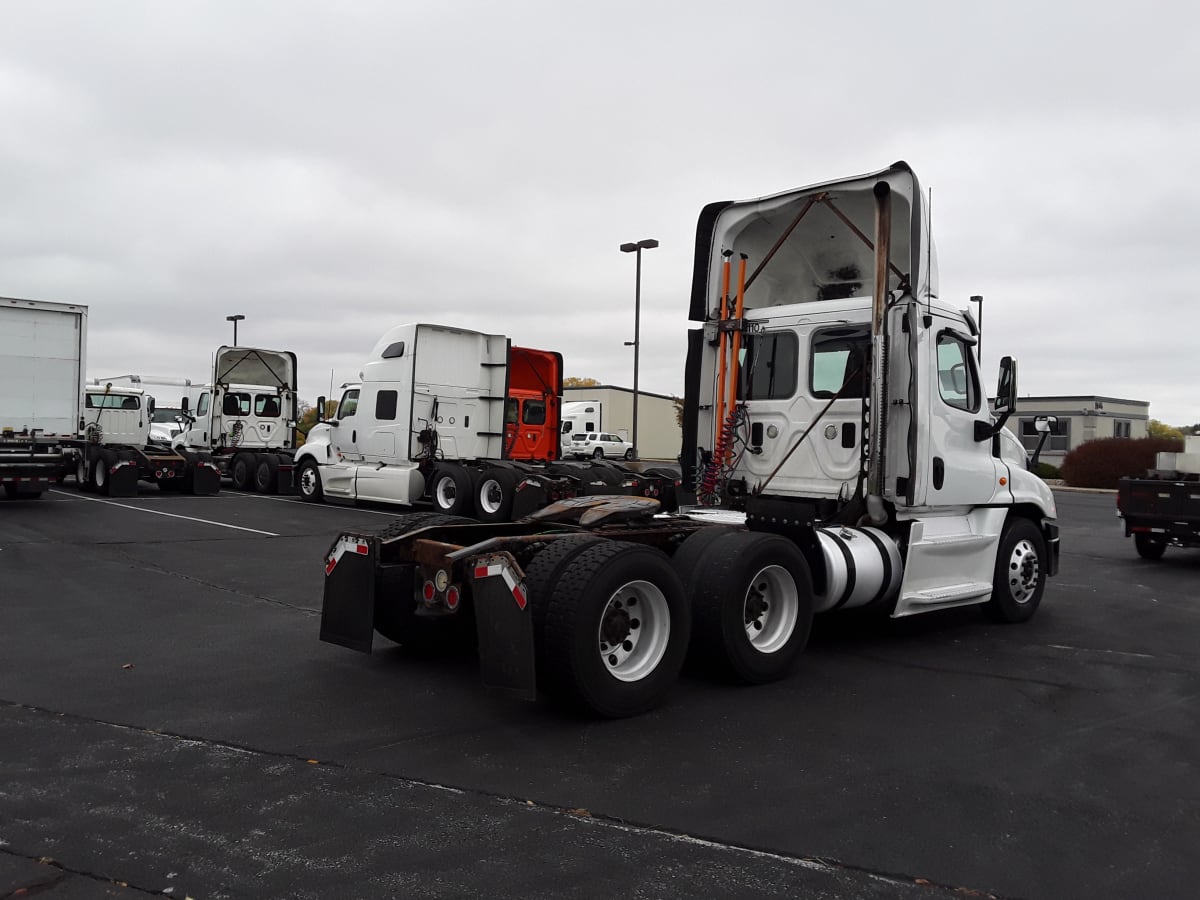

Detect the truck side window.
[
  {"left": 505, "top": 398, "right": 519, "bottom": 425},
  {"left": 810, "top": 328, "right": 869, "bottom": 398},
  {"left": 338, "top": 389, "right": 359, "bottom": 419},
  {"left": 197, "top": 393, "right": 210, "bottom": 416},
  {"left": 522, "top": 400, "right": 546, "bottom": 426},
  {"left": 742, "top": 332, "right": 799, "bottom": 400},
  {"left": 375, "top": 390, "right": 398, "bottom": 421},
  {"left": 936, "top": 332, "right": 980, "bottom": 412}
]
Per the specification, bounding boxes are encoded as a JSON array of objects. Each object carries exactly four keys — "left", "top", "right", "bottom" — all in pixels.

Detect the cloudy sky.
[{"left": 3, "top": 1, "right": 1197, "bottom": 423}]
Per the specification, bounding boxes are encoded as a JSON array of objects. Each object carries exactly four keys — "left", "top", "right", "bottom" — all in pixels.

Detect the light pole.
[
  {"left": 620, "top": 238, "right": 658, "bottom": 461},
  {"left": 226, "top": 314, "right": 245, "bottom": 346}
]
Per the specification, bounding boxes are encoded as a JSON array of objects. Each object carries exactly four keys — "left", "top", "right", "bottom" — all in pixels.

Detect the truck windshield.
[
  {"left": 152, "top": 407, "right": 182, "bottom": 423},
  {"left": 86, "top": 394, "right": 140, "bottom": 409}
]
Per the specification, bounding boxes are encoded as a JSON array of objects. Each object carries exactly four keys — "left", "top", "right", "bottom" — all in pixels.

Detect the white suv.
[{"left": 569, "top": 432, "right": 634, "bottom": 460}]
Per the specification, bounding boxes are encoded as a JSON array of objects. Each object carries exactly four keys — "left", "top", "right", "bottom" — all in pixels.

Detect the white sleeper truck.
[
  {"left": 0, "top": 297, "right": 87, "bottom": 500},
  {"left": 94, "top": 374, "right": 205, "bottom": 443},
  {"left": 295, "top": 325, "right": 666, "bottom": 522},
  {"left": 72, "top": 383, "right": 220, "bottom": 496},
  {"left": 177, "top": 346, "right": 300, "bottom": 493},
  {"left": 318, "top": 162, "right": 1060, "bottom": 717}
]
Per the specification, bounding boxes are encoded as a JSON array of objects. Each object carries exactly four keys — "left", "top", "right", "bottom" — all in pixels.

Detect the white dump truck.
[
  {"left": 318, "top": 162, "right": 1059, "bottom": 717},
  {"left": 0, "top": 297, "right": 87, "bottom": 500},
  {"left": 176, "top": 346, "right": 300, "bottom": 493},
  {"left": 1117, "top": 433, "right": 1200, "bottom": 559},
  {"left": 71, "top": 383, "right": 220, "bottom": 496}
]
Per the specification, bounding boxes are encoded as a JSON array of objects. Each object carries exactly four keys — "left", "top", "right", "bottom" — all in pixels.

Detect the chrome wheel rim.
[
  {"left": 94, "top": 461, "right": 107, "bottom": 488},
  {"left": 1007, "top": 539, "right": 1040, "bottom": 604},
  {"left": 743, "top": 565, "right": 799, "bottom": 653},
  {"left": 299, "top": 466, "right": 318, "bottom": 497},
  {"left": 598, "top": 580, "right": 670, "bottom": 683},
  {"left": 76, "top": 456, "right": 87, "bottom": 484}
]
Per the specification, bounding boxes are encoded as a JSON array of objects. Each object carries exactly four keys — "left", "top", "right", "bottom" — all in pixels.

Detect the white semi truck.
[
  {"left": 559, "top": 399, "right": 603, "bottom": 454},
  {"left": 93, "top": 374, "right": 205, "bottom": 443},
  {"left": 176, "top": 346, "right": 300, "bottom": 493},
  {"left": 0, "top": 297, "right": 87, "bottom": 500},
  {"left": 296, "top": 327, "right": 665, "bottom": 522},
  {"left": 318, "top": 162, "right": 1059, "bottom": 717},
  {"left": 71, "top": 383, "right": 220, "bottom": 496}
]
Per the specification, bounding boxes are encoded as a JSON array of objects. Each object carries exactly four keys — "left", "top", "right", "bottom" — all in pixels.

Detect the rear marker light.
[
  {"left": 422, "top": 581, "right": 436, "bottom": 602},
  {"left": 446, "top": 586, "right": 460, "bottom": 610}
]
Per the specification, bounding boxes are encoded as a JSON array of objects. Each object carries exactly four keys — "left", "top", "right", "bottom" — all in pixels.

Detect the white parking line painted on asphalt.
[
  {"left": 49, "top": 490, "right": 279, "bottom": 536},
  {"left": 236, "top": 493, "right": 410, "bottom": 517}
]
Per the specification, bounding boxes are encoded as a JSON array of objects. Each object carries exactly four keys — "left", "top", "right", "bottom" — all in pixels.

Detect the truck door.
[
  {"left": 923, "top": 316, "right": 1005, "bottom": 507},
  {"left": 183, "top": 391, "right": 212, "bottom": 448},
  {"left": 330, "top": 387, "right": 363, "bottom": 462}
]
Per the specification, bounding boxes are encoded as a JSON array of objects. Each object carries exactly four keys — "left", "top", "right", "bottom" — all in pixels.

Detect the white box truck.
[{"left": 0, "top": 297, "right": 87, "bottom": 500}]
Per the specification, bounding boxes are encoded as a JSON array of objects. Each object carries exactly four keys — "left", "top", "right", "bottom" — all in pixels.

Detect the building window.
[
  {"left": 1019, "top": 417, "right": 1071, "bottom": 452},
  {"left": 1114, "top": 419, "right": 1132, "bottom": 438}
]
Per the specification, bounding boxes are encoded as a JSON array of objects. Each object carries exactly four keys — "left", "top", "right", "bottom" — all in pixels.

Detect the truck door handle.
[
  {"left": 352, "top": 430, "right": 357, "bottom": 443},
  {"left": 932, "top": 456, "right": 945, "bottom": 490}
]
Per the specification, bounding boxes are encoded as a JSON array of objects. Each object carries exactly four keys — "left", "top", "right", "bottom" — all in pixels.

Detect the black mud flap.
[
  {"left": 320, "top": 534, "right": 377, "bottom": 652},
  {"left": 1043, "top": 520, "right": 1060, "bottom": 577},
  {"left": 276, "top": 460, "right": 297, "bottom": 495},
  {"left": 470, "top": 553, "right": 536, "bottom": 701},
  {"left": 191, "top": 463, "right": 222, "bottom": 496},
  {"left": 108, "top": 463, "right": 140, "bottom": 497},
  {"left": 511, "top": 478, "right": 551, "bottom": 520}
]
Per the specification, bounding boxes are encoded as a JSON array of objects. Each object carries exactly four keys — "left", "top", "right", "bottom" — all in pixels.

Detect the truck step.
[
  {"left": 912, "top": 532, "right": 994, "bottom": 548},
  {"left": 894, "top": 581, "right": 992, "bottom": 617}
]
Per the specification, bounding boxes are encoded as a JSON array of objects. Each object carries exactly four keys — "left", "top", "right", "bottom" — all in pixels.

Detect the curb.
[{"left": 1050, "top": 485, "right": 1118, "bottom": 494}]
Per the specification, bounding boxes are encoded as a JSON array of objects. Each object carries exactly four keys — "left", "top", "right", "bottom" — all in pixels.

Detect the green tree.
[
  {"left": 563, "top": 376, "right": 601, "bottom": 388},
  {"left": 1148, "top": 419, "right": 1184, "bottom": 440}
]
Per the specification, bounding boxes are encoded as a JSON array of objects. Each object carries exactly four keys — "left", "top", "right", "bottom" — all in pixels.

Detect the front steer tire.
[
  {"left": 542, "top": 541, "right": 690, "bottom": 718},
  {"left": 986, "top": 517, "right": 1047, "bottom": 623},
  {"left": 296, "top": 459, "right": 324, "bottom": 502}
]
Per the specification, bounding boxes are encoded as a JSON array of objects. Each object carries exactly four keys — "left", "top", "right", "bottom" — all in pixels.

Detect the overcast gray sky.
[{"left": 3, "top": 1, "right": 1197, "bottom": 423}]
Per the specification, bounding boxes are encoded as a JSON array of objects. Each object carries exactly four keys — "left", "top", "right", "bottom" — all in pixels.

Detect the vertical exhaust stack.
[{"left": 866, "top": 181, "right": 891, "bottom": 519}]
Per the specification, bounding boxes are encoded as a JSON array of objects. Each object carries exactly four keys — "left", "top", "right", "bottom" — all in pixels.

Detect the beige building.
[
  {"left": 563, "top": 385, "right": 681, "bottom": 462},
  {"left": 1003, "top": 395, "right": 1149, "bottom": 467}
]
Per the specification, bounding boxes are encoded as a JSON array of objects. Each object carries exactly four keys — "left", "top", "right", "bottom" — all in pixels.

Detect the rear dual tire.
[
  {"left": 538, "top": 540, "right": 690, "bottom": 718},
  {"left": 675, "top": 530, "right": 814, "bottom": 684},
  {"left": 1134, "top": 533, "right": 1167, "bottom": 561}
]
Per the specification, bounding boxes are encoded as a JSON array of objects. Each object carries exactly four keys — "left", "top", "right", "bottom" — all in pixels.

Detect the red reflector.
[
  {"left": 512, "top": 584, "right": 527, "bottom": 610},
  {"left": 324, "top": 557, "right": 337, "bottom": 575},
  {"left": 422, "top": 581, "right": 436, "bottom": 601},
  {"left": 474, "top": 565, "right": 489, "bottom": 579},
  {"left": 355, "top": 544, "right": 369, "bottom": 555},
  {"left": 446, "top": 586, "right": 460, "bottom": 610}
]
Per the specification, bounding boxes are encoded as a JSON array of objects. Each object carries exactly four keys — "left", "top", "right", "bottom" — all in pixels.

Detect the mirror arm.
[
  {"left": 974, "top": 407, "right": 1014, "bottom": 443},
  {"left": 1029, "top": 430, "right": 1050, "bottom": 469}
]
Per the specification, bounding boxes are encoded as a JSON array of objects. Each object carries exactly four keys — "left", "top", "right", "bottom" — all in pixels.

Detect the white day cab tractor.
[
  {"left": 317, "top": 162, "right": 1059, "bottom": 718},
  {"left": 176, "top": 345, "right": 300, "bottom": 493},
  {"left": 72, "top": 384, "right": 220, "bottom": 496}
]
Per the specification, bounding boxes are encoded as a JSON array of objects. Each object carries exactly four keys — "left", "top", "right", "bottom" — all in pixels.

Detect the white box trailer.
[{"left": 0, "top": 297, "right": 88, "bottom": 499}]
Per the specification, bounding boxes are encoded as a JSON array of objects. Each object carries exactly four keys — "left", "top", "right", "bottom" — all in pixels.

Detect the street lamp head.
[
  {"left": 226, "top": 314, "right": 245, "bottom": 323},
  {"left": 620, "top": 239, "right": 659, "bottom": 253}
]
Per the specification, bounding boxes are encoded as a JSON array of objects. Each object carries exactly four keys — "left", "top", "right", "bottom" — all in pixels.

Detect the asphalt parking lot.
[{"left": 1, "top": 487, "right": 1197, "bottom": 899}]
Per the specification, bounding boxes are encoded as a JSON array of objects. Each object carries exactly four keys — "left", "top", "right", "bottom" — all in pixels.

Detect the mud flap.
[
  {"left": 320, "top": 535, "right": 377, "bottom": 652},
  {"left": 108, "top": 463, "right": 140, "bottom": 497},
  {"left": 276, "top": 461, "right": 297, "bottom": 494},
  {"left": 191, "top": 463, "right": 222, "bottom": 496},
  {"left": 512, "top": 477, "right": 551, "bottom": 520},
  {"left": 471, "top": 554, "right": 536, "bottom": 701}
]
